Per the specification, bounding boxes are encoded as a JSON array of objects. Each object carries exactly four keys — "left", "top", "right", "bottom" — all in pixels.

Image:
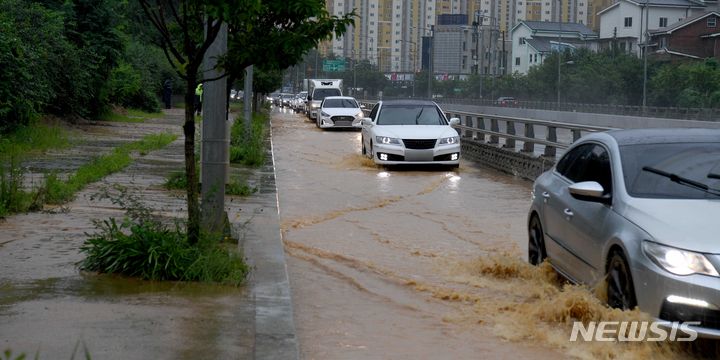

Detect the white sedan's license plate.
[{"left": 405, "top": 149, "right": 433, "bottom": 162}]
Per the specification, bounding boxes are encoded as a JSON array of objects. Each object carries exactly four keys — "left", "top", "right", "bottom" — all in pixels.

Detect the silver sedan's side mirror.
[
  {"left": 361, "top": 118, "right": 374, "bottom": 127},
  {"left": 448, "top": 118, "right": 460, "bottom": 126},
  {"left": 569, "top": 181, "right": 611, "bottom": 204}
]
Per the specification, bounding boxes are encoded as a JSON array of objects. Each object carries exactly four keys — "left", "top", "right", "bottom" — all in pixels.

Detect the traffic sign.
[{"left": 323, "top": 59, "right": 346, "bottom": 72}]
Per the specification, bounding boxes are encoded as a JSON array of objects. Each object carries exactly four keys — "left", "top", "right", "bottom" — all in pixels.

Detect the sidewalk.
[{"left": 0, "top": 109, "right": 297, "bottom": 359}]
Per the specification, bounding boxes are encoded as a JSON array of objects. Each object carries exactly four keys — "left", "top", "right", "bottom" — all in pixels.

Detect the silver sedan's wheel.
[
  {"left": 606, "top": 251, "right": 637, "bottom": 310},
  {"left": 528, "top": 215, "right": 546, "bottom": 265}
]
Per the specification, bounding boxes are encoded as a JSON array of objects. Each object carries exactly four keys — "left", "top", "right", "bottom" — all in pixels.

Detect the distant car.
[
  {"left": 528, "top": 128, "right": 720, "bottom": 338},
  {"left": 293, "top": 91, "right": 308, "bottom": 112},
  {"left": 281, "top": 93, "right": 295, "bottom": 107},
  {"left": 496, "top": 96, "right": 518, "bottom": 106},
  {"left": 316, "top": 96, "right": 364, "bottom": 129},
  {"left": 360, "top": 100, "right": 460, "bottom": 167}
]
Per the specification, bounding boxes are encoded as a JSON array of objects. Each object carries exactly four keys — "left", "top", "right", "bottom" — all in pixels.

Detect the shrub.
[
  {"left": 230, "top": 112, "right": 268, "bottom": 166},
  {"left": 225, "top": 179, "right": 257, "bottom": 196},
  {"left": 0, "top": 155, "right": 35, "bottom": 217},
  {"left": 106, "top": 63, "right": 160, "bottom": 113},
  {"left": 79, "top": 187, "right": 248, "bottom": 285}
]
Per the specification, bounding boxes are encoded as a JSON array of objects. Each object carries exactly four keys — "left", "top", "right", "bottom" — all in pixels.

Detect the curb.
[{"left": 230, "top": 120, "right": 299, "bottom": 360}]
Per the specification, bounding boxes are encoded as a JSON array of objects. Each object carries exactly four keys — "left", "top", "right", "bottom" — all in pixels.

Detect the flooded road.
[
  {"left": 272, "top": 108, "right": 563, "bottom": 359},
  {"left": 272, "top": 107, "right": 712, "bottom": 360}
]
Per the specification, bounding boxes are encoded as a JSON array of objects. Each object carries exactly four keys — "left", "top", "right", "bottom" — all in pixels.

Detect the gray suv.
[{"left": 528, "top": 128, "right": 720, "bottom": 338}]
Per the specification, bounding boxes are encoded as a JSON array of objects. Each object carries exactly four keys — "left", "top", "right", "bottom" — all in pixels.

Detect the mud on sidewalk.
[{"left": 0, "top": 109, "right": 296, "bottom": 360}]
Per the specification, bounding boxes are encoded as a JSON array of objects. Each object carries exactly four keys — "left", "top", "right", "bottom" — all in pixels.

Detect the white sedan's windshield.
[
  {"left": 323, "top": 99, "right": 358, "bottom": 108},
  {"left": 376, "top": 105, "right": 446, "bottom": 125}
]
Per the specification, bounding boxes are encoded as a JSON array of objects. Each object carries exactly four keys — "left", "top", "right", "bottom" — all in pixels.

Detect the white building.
[
  {"left": 598, "top": 0, "right": 706, "bottom": 56},
  {"left": 511, "top": 20, "right": 598, "bottom": 74}
]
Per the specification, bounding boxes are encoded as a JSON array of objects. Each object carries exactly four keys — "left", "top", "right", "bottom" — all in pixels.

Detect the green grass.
[
  {"left": 101, "top": 108, "right": 164, "bottom": 123},
  {"left": 165, "top": 170, "right": 257, "bottom": 197},
  {"left": 0, "top": 122, "right": 72, "bottom": 157},
  {"left": 164, "top": 170, "right": 190, "bottom": 190},
  {"left": 79, "top": 196, "right": 248, "bottom": 285},
  {"left": 225, "top": 178, "right": 257, "bottom": 196},
  {"left": 230, "top": 112, "right": 268, "bottom": 167},
  {"left": 229, "top": 101, "right": 243, "bottom": 113},
  {"left": 80, "top": 218, "right": 248, "bottom": 285},
  {"left": 0, "top": 155, "right": 40, "bottom": 218},
  {"left": 43, "top": 133, "right": 177, "bottom": 204}
]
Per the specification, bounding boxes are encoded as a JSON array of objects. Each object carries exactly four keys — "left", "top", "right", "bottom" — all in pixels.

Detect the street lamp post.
[
  {"left": 352, "top": 49, "right": 356, "bottom": 96},
  {"left": 642, "top": 0, "right": 649, "bottom": 110},
  {"left": 400, "top": 39, "right": 417, "bottom": 98},
  {"left": 428, "top": 25, "right": 434, "bottom": 99},
  {"left": 557, "top": 19, "right": 562, "bottom": 106}
]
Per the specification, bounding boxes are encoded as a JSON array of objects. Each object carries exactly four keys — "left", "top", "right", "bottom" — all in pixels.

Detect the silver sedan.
[{"left": 527, "top": 128, "right": 720, "bottom": 338}]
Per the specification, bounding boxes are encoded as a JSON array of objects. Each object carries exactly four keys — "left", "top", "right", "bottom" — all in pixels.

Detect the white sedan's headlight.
[
  {"left": 355, "top": 111, "right": 364, "bottom": 118},
  {"left": 321, "top": 111, "right": 330, "bottom": 117},
  {"left": 375, "top": 136, "right": 401, "bottom": 145},
  {"left": 643, "top": 241, "right": 719, "bottom": 277},
  {"left": 311, "top": 103, "right": 320, "bottom": 109},
  {"left": 438, "top": 136, "right": 459, "bottom": 145}
]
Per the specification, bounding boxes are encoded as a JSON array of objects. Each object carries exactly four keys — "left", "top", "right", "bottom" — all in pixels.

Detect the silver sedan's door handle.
[
  {"left": 564, "top": 208, "right": 574, "bottom": 217},
  {"left": 542, "top": 192, "right": 551, "bottom": 199}
]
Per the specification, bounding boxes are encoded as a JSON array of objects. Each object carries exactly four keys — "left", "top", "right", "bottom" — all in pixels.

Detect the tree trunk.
[{"left": 184, "top": 78, "right": 200, "bottom": 244}]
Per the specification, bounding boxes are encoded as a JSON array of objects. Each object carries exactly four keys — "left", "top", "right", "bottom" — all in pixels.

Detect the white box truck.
[{"left": 307, "top": 79, "right": 343, "bottom": 120}]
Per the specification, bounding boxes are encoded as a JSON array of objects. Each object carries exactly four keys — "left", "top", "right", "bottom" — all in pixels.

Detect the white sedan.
[
  {"left": 361, "top": 100, "right": 461, "bottom": 166},
  {"left": 317, "top": 96, "right": 364, "bottom": 129}
]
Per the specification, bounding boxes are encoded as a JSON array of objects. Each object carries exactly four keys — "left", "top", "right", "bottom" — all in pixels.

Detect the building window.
[
  {"left": 534, "top": 54, "right": 537, "bottom": 62},
  {"left": 624, "top": 17, "right": 632, "bottom": 27},
  {"left": 659, "top": 17, "right": 667, "bottom": 27},
  {"left": 519, "top": 37, "right": 526, "bottom": 45},
  {"left": 515, "top": 57, "right": 520, "bottom": 65},
  {"left": 708, "top": 17, "right": 717, "bottom": 27},
  {"left": 659, "top": 37, "right": 667, "bottom": 48}
]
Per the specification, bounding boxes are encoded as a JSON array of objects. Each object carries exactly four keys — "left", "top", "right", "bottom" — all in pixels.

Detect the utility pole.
[
  {"left": 352, "top": 49, "right": 356, "bottom": 97},
  {"left": 243, "top": 66, "right": 253, "bottom": 135},
  {"left": 557, "top": 11, "right": 562, "bottom": 106},
  {"left": 642, "top": 0, "right": 649, "bottom": 110},
  {"left": 201, "top": 21, "right": 228, "bottom": 234},
  {"left": 427, "top": 25, "right": 434, "bottom": 99}
]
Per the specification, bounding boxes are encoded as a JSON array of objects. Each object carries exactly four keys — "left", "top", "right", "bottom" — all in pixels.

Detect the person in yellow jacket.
[{"left": 194, "top": 83, "right": 203, "bottom": 115}]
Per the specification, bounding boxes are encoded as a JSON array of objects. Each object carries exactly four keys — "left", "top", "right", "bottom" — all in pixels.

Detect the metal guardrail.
[
  {"left": 362, "top": 97, "right": 720, "bottom": 122},
  {"left": 358, "top": 100, "right": 614, "bottom": 158},
  {"left": 444, "top": 110, "right": 614, "bottom": 158}
]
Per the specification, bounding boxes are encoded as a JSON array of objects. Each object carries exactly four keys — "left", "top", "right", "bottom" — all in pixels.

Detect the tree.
[{"left": 139, "top": 0, "right": 353, "bottom": 243}]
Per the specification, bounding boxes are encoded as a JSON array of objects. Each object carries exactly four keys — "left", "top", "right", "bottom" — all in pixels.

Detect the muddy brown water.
[{"left": 272, "top": 107, "right": 709, "bottom": 360}]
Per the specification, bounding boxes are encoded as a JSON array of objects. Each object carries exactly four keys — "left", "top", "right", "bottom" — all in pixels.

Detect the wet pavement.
[
  {"left": 272, "top": 108, "right": 565, "bottom": 359},
  {"left": 272, "top": 107, "right": 710, "bottom": 360},
  {"left": 0, "top": 109, "right": 283, "bottom": 359}
]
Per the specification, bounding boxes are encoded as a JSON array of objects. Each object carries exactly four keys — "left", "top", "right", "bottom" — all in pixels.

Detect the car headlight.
[
  {"left": 438, "top": 136, "right": 459, "bottom": 145},
  {"left": 643, "top": 241, "right": 719, "bottom": 277},
  {"left": 355, "top": 111, "right": 364, "bottom": 118},
  {"left": 321, "top": 111, "right": 330, "bottom": 117},
  {"left": 311, "top": 103, "right": 320, "bottom": 109},
  {"left": 375, "top": 136, "right": 401, "bottom": 145}
]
